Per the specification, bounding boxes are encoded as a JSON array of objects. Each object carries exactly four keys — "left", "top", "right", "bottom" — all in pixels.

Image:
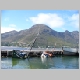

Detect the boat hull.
[
  {"left": 12, "top": 50, "right": 27, "bottom": 59},
  {"left": 41, "top": 54, "right": 48, "bottom": 58}
]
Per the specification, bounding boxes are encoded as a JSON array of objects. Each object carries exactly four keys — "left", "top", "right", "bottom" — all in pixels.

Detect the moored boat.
[
  {"left": 12, "top": 50, "right": 27, "bottom": 59},
  {"left": 41, "top": 51, "right": 54, "bottom": 58}
]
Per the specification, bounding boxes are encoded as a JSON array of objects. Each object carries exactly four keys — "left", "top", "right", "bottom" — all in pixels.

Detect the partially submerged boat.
[
  {"left": 41, "top": 51, "right": 54, "bottom": 58},
  {"left": 62, "top": 46, "right": 79, "bottom": 56},
  {"left": 12, "top": 50, "right": 27, "bottom": 59}
]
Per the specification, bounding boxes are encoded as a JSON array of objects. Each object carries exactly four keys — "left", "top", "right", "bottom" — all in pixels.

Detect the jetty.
[
  {"left": 1, "top": 48, "right": 63, "bottom": 57},
  {"left": 1, "top": 46, "right": 79, "bottom": 57}
]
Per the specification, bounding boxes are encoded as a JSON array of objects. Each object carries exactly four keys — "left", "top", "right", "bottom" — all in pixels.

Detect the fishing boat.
[
  {"left": 12, "top": 50, "right": 27, "bottom": 59},
  {"left": 62, "top": 46, "right": 79, "bottom": 56},
  {"left": 41, "top": 52, "right": 48, "bottom": 58},
  {"left": 41, "top": 51, "right": 54, "bottom": 58}
]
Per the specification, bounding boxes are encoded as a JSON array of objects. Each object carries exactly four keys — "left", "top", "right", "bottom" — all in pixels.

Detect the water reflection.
[
  {"left": 61, "top": 56, "right": 79, "bottom": 69},
  {"left": 1, "top": 57, "right": 12, "bottom": 69},
  {"left": 1, "top": 56, "right": 79, "bottom": 69},
  {"left": 12, "top": 58, "right": 19, "bottom": 66},
  {"left": 41, "top": 57, "right": 47, "bottom": 63},
  {"left": 27, "top": 57, "right": 49, "bottom": 69},
  {"left": 12, "top": 58, "right": 30, "bottom": 69}
]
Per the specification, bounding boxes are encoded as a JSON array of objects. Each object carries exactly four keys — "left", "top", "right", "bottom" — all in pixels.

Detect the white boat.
[
  {"left": 62, "top": 46, "right": 79, "bottom": 56},
  {"left": 41, "top": 51, "right": 54, "bottom": 58},
  {"left": 41, "top": 51, "right": 48, "bottom": 58}
]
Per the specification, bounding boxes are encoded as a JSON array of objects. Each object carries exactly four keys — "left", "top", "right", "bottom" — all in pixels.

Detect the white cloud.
[
  {"left": 30, "top": 13, "right": 65, "bottom": 29},
  {"left": 9, "top": 24, "right": 16, "bottom": 27},
  {"left": 1, "top": 24, "right": 20, "bottom": 33},
  {"left": 68, "top": 13, "right": 79, "bottom": 29},
  {"left": 4, "top": 17, "right": 9, "bottom": 21},
  {"left": 1, "top": 26, "right": 16, "bottom": 33}
]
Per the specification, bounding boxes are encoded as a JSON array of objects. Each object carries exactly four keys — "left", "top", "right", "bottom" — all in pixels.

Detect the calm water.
[{"left": 1, "top": 56, "right": 79, "bottom": 69}]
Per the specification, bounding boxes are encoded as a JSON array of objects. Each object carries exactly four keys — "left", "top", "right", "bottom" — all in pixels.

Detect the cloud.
[
  {"left": 62, "top": 27, "right": 67, "bottom": 31},
  {"left": 4, "top": 17, "right": 9, "bottom": 21},
  {"left": 68, "top": 13, "right": 79, "bottom": 29},
  {"left": 1, "top": 24, "right": 20, "bottom": 33},
  {"left": 1, "top": 26, "right": 16, "bottom": 33},
  {"left": 30, "top": 13, "right": 65, "bottom": 29},
  {"left": 9, "top": 24, "right": 16, "bottom": 27}
]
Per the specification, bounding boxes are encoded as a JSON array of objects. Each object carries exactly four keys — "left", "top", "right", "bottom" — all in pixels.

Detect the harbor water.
[
  {"left": 1, "top": 46, "right": 79, "bottom": 69},
  {"left": 1, "top": 56, "right": 79, "bottom": 69}
]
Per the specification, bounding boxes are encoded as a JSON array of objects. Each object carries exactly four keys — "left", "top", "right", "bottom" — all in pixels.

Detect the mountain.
[{"left": 1, "top": 24, "right": 79, "bottom": 47}]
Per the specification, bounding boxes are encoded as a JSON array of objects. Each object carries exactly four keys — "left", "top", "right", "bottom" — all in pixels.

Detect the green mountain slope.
[{"left": 1, "top": 24, "right": 79, "bottom": 47}]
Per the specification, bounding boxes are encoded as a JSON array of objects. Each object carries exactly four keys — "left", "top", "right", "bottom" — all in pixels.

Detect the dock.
[
  {"left": 1, "top": 46, "right": 79, "bottom": 57},
  {"left": 1, "top": 46, "right": 63, "bottom": 57}
]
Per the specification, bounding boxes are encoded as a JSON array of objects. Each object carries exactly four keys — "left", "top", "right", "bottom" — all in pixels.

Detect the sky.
[{"left": 1, "top": 10, "right": 79, "bottom": 33}]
